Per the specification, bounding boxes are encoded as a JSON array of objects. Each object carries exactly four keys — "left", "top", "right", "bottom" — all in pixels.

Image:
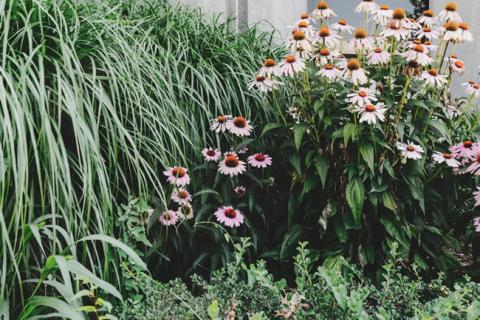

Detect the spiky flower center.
[
  {"left": 474, "top": 84, "right": 480, "bottom": 90},
  {"left": 217, "top": 115, "right": 228, "bottom": 123},
  {"left": 319, "top": 27, "right": 330, "bottom": 37},
  {"left": 423, "top": 9, "right": 433, "bottom": 17},
  {"left": 324, "top": 64, "right": 334, "bottom": 70},
  {"left": 358, "top": 90, "right": 368, "bottom": 97},
  {"left": 408, "top": 60, "right": 419, "bottom": 68},
  {"left": 293, "top": 30, "right": 306, "bottom": 40},
  {"left": 162, "top": 212, "right": 173, "bottom": 221},
  {"left": 354, "top": 28, "right": 367, "bottom": 39},
  {"left": 233, "top": 116, "right": 247, "bottom": 128},
  {"left": 445, "top": 21, "right": 458, "bottom": 32},
  {"left": 423, "top": 27, "right": 432, "bottom": 32},
  {"left": 445, "top": 2, "right": 457, "bottom": 11},
  {"left": 406, "top": 145, "right": 416, "bottom": 152},
  {"left": 454, "top": 60, "right": 464, "bottom": 68},
  {"left": 392, "top": 8, "right": 406, "bottom": 20},
  {"left": 207, "top": 150, "right": 217, "bottom": 157},
  {"left": 264, "top": 58, "right": 276, "bottom": 67},
  {"left": 225, "top": 156, "right": 240, "bottom": 167},
  {"left": 300, "top": 13, "right": 309, "bottom": 19},
  {"left": 255, "top": 154, "right": 266, "bottom": 161},
  {"left": 374, "top": 48, "right": 383, "bottom": 53},
  {"left": 256, "top": 76, "right": 266, "bottom": 82},
  {"left": 224, "top": 208, "right": 237, "bottom": 219},
  {"left": 347, "top": 59, "right": 361, "bottom": 71},
  {"left": 298, "top": 21, "right": 308, "bottom": 28},
  {"left": 464, "top": 140, "right": 473, "bottom": 148},
  {"left": 380, "top": 4, "right": 390, "bottom": 10},
  {"left": 338, "top": 19, "right": 347, "bottom": 26},
  {"left": 459, "top": 22, "right": 469, "bottom": 30},
  {"left": 443, "top": 153, "right": 453, "bottom": 159},
  {"left": 365, "top": 104, "right": 376, "bottom": 112},
  {"left": 414, "top": 45, "right": 425, "bottom": 53},
  {"left": 286, "top": 55, "right": 296, "bottom": 64},
  {"left": 428, "top": 69, "right": 438, "bottom": 76},
  {"left": 317, "top": 1, "right": 329, "bottom": 10},
  {"left": 179, "top": 191, "right": 189, "bottom": 199},
  {"left": 172, "top": 167, "right": 186, "bottom": 178},
  {"left": 320, "top": 48, "right": 330, "bottom": 56}
]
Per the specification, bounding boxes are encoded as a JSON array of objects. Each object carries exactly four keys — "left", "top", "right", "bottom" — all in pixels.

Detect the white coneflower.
[
  {"left": 218, "top": 155, "right": 246, "bottom": 177},
  {"left": 317, "top": 27, "right": 339, "bottom": 49},
  {"left": 297, "top": 12, "right": 313, "bottom": 24},
  {"left": 415, "top": 26, "right": 440, "bottom": 40},
  {"left": 311, "top": 1, "right": 337, "bottom": 20},
  {"left": 373, "top": 4, "right": 393, "bottom": 25},
  {"left": 210, "top": 115, "right": 230, "bottom": 133},
  {"left": 312, "top": 48, "right": 340, "bottom": 65},
  {"left": 294, "top": 20, "right": 316, "bottom": 37},
  {"left": 463, "top": 81, "right": 480, "bottom": 98},
  {"left": 202, "top": 148, "right": 221, "bottom": 161},
  {"left": 380, "top": 22, "right": 410, "bottom": 41},
  {"left": 355, "top": 103, "right": 386, "bottom": 124},
  {"left": 401, "top": 45, "right": 432, "bottom": 66},
  {"left": 396, "top": 142, "right": 424, "bottom": 160},
  {"left": 422, "top": 40, "right": 438, "bottom": 54},
  {"left": 171, "top": 188, "right": 192, "bottom": 205},
  {"left": 388, "top": 8, "right": 409, "bottom": 29},
  {"left": 248, "top": 76, "right": 280, "bottom": 92},
  {"left": 258, "top": 58, "right": 280, "bottom": 77},
  {"left": 404, "top": 18, "right": 421, "bottom": 31},
  {"left": 350, "top": 28, "right": 375, "bottom": 51},
  {"left": 421, "top": 69, "right": 447, "bottom": 89},
  {"left": 288, "top": 30, "right": 312, "bottom": 58},
  {"left": 417, "top": 9, "right": 437, "bottom": 27},
  {"left": 279, "top": 55, "right": 306, "bottom": 77},
  {"left": 432, "top": 152, "right": 460, "bottom": 168},
  {"left": 458, "top": 22, "right": 473, "bottom": 42},
  {"left": 442, "top": 21, "right": 462, "bottom": 42},
  {"left": 355, "top": 0, "right": 379, "bottom": 14},
  {"left": 404, "top": 60, "right": 422, "bottom": 77},
  {"left": 438, "top": 2, "right": 462, "bottom": 23},
  {"left": 343, "top": 59, "right": 369, "bottom": 85},
  {"left": 451, "top": 59, "right": 465, "bottom": 74},
  {"left": 331, "top": 19, "right": 355, "bottom": 34},
  {"left": 348, "top": 87, "right": 377, "bottom": 106},
  {"left": 318, "top": 64, "right": 341, "bottom": 80},
  {"left": 368, "top": 47, "right": 390, "bottom": 65},
  {"left": 226, "top": 116, "right": 253, "bottom": 137}
]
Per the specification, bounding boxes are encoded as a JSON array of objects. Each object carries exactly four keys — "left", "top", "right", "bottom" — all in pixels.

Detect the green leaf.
[
  {"left": 315, "top": 156, "right": 330, "bottom": 188},
  {"left": 346, "top": 178, "right": 365, "bottom": 226},
  {"left": 381, "top": 191, "right": 397, "bottom": 213},
  {"left": 261, "top": 123, "right": 282, "bottom": 136},
  {"left": 467, "top": 300, "right": 480, "bottom": 320},
  {"left": 208, "top": 300, "right": 219, "bottom": 320},
  {"left": 343, "top": 123, "right": 358, "bottom": 147},
  {"left": 294, "top": 125, "right": 307, "bottom": 150},
  {"left": 319, "top": 268, "right": 347, "bottom": 310},
  {"left": 289, "top": 154, "right": 302, "bottom": 175},
  {"left": 359, "top": 143, "right": 375, "bottom": 173},
  {"left": 280, "top": 225, "right": 304, "bottom": 260}
]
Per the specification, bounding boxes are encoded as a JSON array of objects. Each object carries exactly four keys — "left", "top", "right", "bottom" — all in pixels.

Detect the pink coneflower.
[
  {"left": 355, "top": 0, "right": 379, "bottom": 14},
  {"left": 331, "top": 19, "right": 355, "bottom": 34},
  {"left": 368, "top": 48, "right": 390, "bottom": 65},
  {"left": 178, "top": 204, "right": 194, "bottom": 220},
  {"left": 474, "top": 188, "right": 480, "bottom": 207},
  {"left": 234, "top": 185, "right": 247, "bottom": 197},
  {"left": 442, "top": 21, "right": 462, "bottom": 42},
  {"left": 226, "top": 116, "right": 253, "bottom": 137},
  {"left": 350, "top": 28, "right": 375, "bottom": 50},
  {"left": 210, "top": 115, "right": 230, "bottom": 133},
  {"left": 248, "top": 76, "right": 280, "bottom": 92},
  {"left": 202, "top": 148, "right": 221, "bottom": 161},
  {"left": 311, "top": 1, "right": 336, "bottom": 20},
  {"left": 218, "top": 155, "right": 246, "bottom": 177},
  {"left": 417, "top": 9, "right": 437, "bottom": 27},
  {"left": 248, "top": 153, "right": 273, "bottom": 168},
  {"left": 373, "top": 4, "right": 393, "bottom": 25},
  {"left": 214, "top": 206, "right": 244, "bottom": 228},
  {"left": 258, "top": 59, "right": 280, "bottom": 77},
  {"left": 467, "top": 152, "right": 480, "bottom": 175},
  {"left": 159, "top": 210, "right": 179, "bottom": 226},
  {"left": 163, "top": 166, "right": 190, "bottom": 187},
  {"left": 318, "top": 64, "right": 341, "bottom": 81},
  {"left": 421, "top": 69, "right": 447, "bottom": 89},
  {"left": 348, "top": 87, "right": 377, "bottom": 106},
  {"left": 401, "top": 45, "right": 432, "bottom": 66},
  {"left": 356, "top": 103, "right": 386, "bottom": 124},
  {"left": 237, "top": 146, "right": 249, "bottom": 154},
  {"left": 317, "top": 27, "right": 339, "bottom": 49},
  {"left": 171, "top": 188, "right": 192, "bottom": 205},
  {"left": 279, "top": 55, "right": 306, "bottom": 77},
  {"left": 473, "top": 217, "right": 480, "bottom": 232},
  {"left": 463, "top": 81, "right": 480, "bottom": 98},
  {"left": 432, "top": 151, "right": 460, "bottom": 168},
  {"left": 415, "top": 26, "right": 440, "bottom": 40},
  {"left": 438, "top": 2, "right": 462, "bottom": 23},
  {"left": 450, "top": 140, "right": 477, "bottom": 158},
  {"left": 343, "top": 59, "right": 369, "bottom": 85},
  {"left": 396, "top": 142, "right": 424, "bottom": 160}
]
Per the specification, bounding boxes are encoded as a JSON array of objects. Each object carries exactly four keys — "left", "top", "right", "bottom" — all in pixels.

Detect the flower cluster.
[{"left": 160, "top": 166, "right": 194, "bottom": 226}]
